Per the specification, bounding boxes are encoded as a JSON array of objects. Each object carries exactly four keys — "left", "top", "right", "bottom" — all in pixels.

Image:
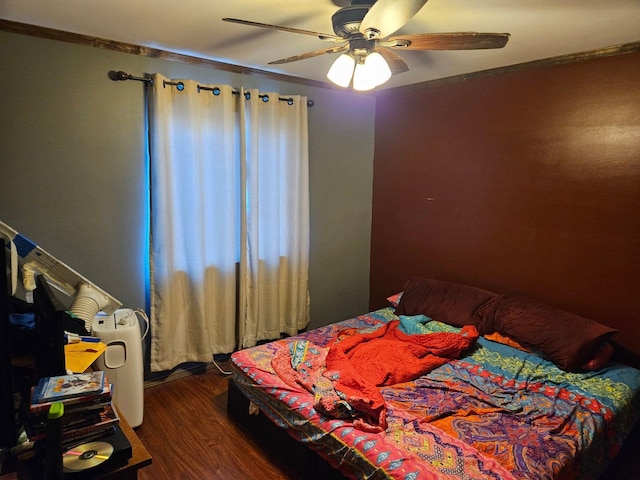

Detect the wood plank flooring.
[
  {"left": 134, "top": 362, "right": 301, "bottom": 480},
  {"left": 133, "top": 361, "right": 639, "bottom": 480}
]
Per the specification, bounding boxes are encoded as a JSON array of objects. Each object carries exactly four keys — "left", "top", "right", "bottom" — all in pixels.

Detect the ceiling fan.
[{"left": 223, "top": 0, "right": 510, "bottom": 91}]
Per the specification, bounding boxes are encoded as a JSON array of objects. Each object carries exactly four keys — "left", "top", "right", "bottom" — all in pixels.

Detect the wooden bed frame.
[{"left": 227, "top": 378, "right": 347, "bottom": 480}]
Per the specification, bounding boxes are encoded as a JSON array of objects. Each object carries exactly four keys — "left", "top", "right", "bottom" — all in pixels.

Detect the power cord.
[
  {"left": 131, "top": 307, "right": 231, "bottom": 375},
  {"left": 212, "top": 356, "right": 232, "bottom": 376},
  {"left": 134, "top": 308, "right": 150, "bottom": 341}
]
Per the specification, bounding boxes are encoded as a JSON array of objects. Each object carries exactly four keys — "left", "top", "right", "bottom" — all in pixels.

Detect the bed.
[{"left": 227, "top": 278, "right": 640, "bottom": 479}]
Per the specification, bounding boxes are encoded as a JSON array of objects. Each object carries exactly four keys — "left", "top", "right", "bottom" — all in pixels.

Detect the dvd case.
[{"left": 33, "top": 371, "right": 106, "bottom": 404}]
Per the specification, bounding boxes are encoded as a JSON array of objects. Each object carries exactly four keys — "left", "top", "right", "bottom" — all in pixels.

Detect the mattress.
[{"left": 230, "top": 307, "right": 640, "bottom": 479}]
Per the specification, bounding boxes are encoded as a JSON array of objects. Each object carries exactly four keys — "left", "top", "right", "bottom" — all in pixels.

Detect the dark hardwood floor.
[
  {"left": 133, "top": 361, "right": 639, "bottom": 480},
  {"left": 134, "top": 362, "right": 301, "bottom": 480}
]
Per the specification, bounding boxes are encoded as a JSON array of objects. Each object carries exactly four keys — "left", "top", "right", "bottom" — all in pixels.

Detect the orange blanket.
[{"left": 324, "top": 320, "right": 479, "bottom": 431}]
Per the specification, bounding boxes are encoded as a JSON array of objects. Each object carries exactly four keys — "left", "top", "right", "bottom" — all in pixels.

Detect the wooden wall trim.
[
  {"left": 0, "top": 19, "right": 330, "bottom": 90},
  {"left": 381, "top": 41, "right": 640, "bottom": 94},
  {"left": 2, "top": 19, "right": 639, "bottom": 94}
]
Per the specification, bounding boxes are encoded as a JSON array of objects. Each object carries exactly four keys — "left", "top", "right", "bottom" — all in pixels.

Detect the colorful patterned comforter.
[{"left": 230, "top": 308, "right": 640, "bottom": 480}]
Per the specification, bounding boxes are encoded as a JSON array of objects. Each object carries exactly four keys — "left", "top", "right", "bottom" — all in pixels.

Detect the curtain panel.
[{"left": 148, "top": 74, "right": 310, "bottom": 372}]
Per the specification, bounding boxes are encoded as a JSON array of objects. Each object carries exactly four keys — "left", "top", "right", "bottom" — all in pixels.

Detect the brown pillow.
[
  {"left": 580, "top": 343, "right": 615, "bottom": 371},
  {"left": 395, "top": 277, "right": 497, "bottom": 327},
  {"left": 476, "top": 292, "right": 617, "bottom": 371}
]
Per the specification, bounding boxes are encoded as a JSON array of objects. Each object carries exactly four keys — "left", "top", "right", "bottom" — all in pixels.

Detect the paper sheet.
[{"left": 64, "top": 341, "right": 107, "bottom": 373}]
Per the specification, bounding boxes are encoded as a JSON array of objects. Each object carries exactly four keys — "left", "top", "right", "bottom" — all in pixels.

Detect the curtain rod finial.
[{"left": 108, "top": 70, "right": 130, "bottom": 81}]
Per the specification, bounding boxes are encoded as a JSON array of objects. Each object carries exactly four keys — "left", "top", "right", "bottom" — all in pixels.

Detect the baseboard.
[{"left": 143, "top": 358, "right": 231, "bottom": 389}]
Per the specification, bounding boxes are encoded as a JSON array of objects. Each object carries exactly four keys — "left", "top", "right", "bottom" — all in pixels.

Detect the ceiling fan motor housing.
[{"left": 331, "top": 5, "right": 371, "bottom": 37}]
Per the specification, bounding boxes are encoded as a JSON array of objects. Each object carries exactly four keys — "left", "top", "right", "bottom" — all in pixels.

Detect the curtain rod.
[{"left": 110, "top": 70, "right": 314, "bottom": 107}]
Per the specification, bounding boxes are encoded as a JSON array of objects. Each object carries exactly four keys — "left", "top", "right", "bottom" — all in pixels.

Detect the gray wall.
[{"left": 0, "top": 30, "right": 374, "bottom": 335}]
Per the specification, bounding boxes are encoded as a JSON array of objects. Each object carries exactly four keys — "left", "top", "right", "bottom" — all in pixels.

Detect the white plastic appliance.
[{"left": 92, "top": 309, "right": 144, "bottom": 427}]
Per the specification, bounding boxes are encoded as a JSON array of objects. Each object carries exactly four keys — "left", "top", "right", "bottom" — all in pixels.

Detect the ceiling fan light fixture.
[
  {"left": 353, "top": 51, "right": 391, "bottom": 91},
  {"left": 225, "top": 3, "right": 511, "bottom": 91},
  {"left": 365, "top": 51, "right": 392, "bottom": 85},
  {"left": 353, "top": 60, "right": 375, "bottom": 91},
  {"left": 327, "top": 53, "right": 356, "bottom": 88}
]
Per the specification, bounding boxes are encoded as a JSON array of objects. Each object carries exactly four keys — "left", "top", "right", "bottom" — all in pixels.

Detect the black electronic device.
[
  {"left": 0, "top": 243, "right": 70, "bottom": 451},
  {"left": 0, "top": 238, "right": 18, "bottom": 449},
  {"left": 32, "top": 275, "right": 68, "bottom": 379},
  {"left": 62, "top": 423, "right": 132, "bottom": 477}
]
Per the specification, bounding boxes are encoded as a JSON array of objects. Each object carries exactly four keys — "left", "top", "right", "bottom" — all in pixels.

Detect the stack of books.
[{"left": 26, "top": 370, "right": 120, "bottom": 449}]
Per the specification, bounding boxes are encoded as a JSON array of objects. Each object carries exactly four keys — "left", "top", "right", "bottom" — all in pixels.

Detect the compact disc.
[{"left": 63, "top": 441, "right": 114, "bottom": 472}]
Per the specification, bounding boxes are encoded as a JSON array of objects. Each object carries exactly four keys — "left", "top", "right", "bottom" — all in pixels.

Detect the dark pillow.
[
  {"left": 395, "top": 277, "right": 497, "bottom": 327},
  {"left": 476, "top": 292, "right": 617, "bottom": 371},
  {"left": 580, "top": 343, "right": 615, "bottom": 371}
]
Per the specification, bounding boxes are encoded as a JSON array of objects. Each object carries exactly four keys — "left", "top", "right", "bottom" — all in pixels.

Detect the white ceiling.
[{"left": 1, "top": 0, "right": 639, "bottom": 90}]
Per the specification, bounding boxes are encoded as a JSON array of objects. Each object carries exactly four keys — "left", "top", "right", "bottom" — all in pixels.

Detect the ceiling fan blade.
[
  {"left": 268, "top": 44, "right": 349, "bottom": 65},
  {"left": 375, "top": 48, "right": 410, "bottom": 74},
  {"left": 386, "top": 32, "right": 510, "bottom": 50},
  {"left": 359, "top": 0, "right": 429, "bottom": 39},
  {"left": 222, "top": 18, "right": 344, "bottom": 42}
]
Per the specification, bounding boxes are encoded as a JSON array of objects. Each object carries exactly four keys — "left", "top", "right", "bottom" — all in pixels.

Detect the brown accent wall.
[{"left": 370, "top": 51, "right": 640, "bottom": 355}]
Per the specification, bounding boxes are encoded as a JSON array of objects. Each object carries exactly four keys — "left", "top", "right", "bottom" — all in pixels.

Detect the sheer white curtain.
[{"left": 148, "top": 74, "right": 309, "bottom": 372}]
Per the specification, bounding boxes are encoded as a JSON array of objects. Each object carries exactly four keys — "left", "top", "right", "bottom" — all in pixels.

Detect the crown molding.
[
  {"left": 380, "top": 41, "right": 640, "bottom": 95},
  {"left": 0, "top": 19, "right": 331, "bottom": 90},
  {"left": 2, "top": 19, "right": 639, "bottom": 95}
]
